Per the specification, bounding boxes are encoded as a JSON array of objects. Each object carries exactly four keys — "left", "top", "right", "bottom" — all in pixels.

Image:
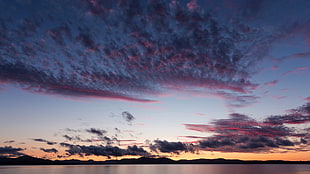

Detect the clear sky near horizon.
[{"left": 0, "top": 0, "right": 310, "bottom": 161}]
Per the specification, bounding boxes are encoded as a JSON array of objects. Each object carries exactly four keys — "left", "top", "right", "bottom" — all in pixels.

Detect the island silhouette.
[{"left": 1, "top": 155, "right": 309, "bottom": 165}]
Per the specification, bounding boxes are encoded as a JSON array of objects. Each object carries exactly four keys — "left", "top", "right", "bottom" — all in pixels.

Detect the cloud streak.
[
  {"left": 32, "top": 138, "right": 57, "bottom": 145},
  {"left": 3, "top": 140, "right": 15, "bottom": 144},
  {"left": 40, "top": 148, "right": 58, "bottom": 153},
  {"left": 86, "top": 128, "right": 107, "bottom": 136}
]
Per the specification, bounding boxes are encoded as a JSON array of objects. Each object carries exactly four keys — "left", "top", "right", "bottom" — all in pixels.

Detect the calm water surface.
[{"left": 1, "top": 164, "right": 310, "bottom": 174}]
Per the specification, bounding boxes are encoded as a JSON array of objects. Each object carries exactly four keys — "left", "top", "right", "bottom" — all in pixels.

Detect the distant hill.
[
  {"left": 0, "top": 155, "right": 53, "bottom": 165},
  {"left": 1, "top": 156, "right": 309, "bottom": 165}
]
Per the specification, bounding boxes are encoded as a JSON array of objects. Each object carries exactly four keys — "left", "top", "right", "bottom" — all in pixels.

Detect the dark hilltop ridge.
[{"left": 0, "top": 155, "right": 310, "bottom": 165}]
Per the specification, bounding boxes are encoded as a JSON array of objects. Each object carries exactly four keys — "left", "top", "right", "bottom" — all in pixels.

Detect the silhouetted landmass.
[
  {"left": 0, "top": 156, "right": 309, "bottom": 165},
  {"left": 0, "top": 155, "right": 53, "bottom": 165}
]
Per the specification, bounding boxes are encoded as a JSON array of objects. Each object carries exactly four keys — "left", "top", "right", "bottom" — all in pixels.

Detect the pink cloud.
[
  {"left": 273, "top": 52, "right": 310, "bottom": 65},
  {"left": 264, "top": 80, "right": 278, "bottom": 87},
  {"left": 183, "top": 124, "right": 216, "bottom": 132},
  {"left": 178, "top": 136, "right": 207, "bottom": 139},
  {"left": 194, "top": 113, "right": 206, "bottom": 116},
  {"left": 295, "top": 67, "right": 309, "bottom": 70},
  {"left": 123, "top": 130, "right": 136, "bottom": 133},
  {"left": 283, "top": 67, "right": 309, "bottom": 76},
  {"left": 303, "top": 97, "right": 310, "bottom": 102},
  {"left": 26, "top": 85, "right": 158, "bottom": 103},
  {"left": 271, "top": 95, "right": 287, "bottom": 100}
]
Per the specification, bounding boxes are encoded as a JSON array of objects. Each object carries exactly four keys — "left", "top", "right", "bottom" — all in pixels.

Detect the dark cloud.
[
  {"left": 185, "top": 113, "right": 292, "bottom": 137},
  {"left": 122, "top": 111, "right": 135, "bottom": 123},
  {"left": 63, "top": 127, "right": 119, "bottom": 145},
  {"left": 64, "top": 128, "right": 80, "bottom": 132},
  {"left": 199, "top": 138, "right": 235, "bottom": 149},
  {"left": 197, "top": 135, "right": 295, "bottom": 152},
  {"left": 86, "top": 128, "right": 107, "bottom": 136},
  {"left": 275, "top": 138, "right": 294, "bottom": 147},
  {"left": 126, "top": 145, "right": 150, "bottom": 156},
  {"left": 63, "top": 135, "right": 82, "bottom": 142},
  {"left": 0, "top": 0, "right": 281, "bottom": 104},
  {"left": 301, "top": 139, "right": 308, "bottom": 144},
  {"left": 60, "top": 143, "right": 150, "bottom": 158},
  {"left": 264, "top": 115, "right": 310, "bottom": 125},
  {"left": 184, "top": 102, "right": 310, "bottom": 153},
  {"left": 264, "top": 102, "right": 310, "bottom": 125},
  {"left": 0, "top": 146, "right": 24, "bottom": 157},
  {"left": 32, "top": 138, "right": 57, "bottom": 145},
  {"left": 150, "top": 140, "right": 196, "bottom": 155},
  {"left": 237, "top": 136, "right": 281, "bottom": 150},
  {"left": 240, "top": 142, "right": 265, "bottom": 149},
  {"left": 40, "top": 148, "right": 58, "bottom": 153},
  {"left": 59, "top": 143, "right": 74, "bottom": 148},
  {"left": 291, "top": 102, "right": 310, "bottom": 115},
  {"left": 63, "top": 135, "right": 73, "bottom": 141},
  {"left": 3, "top": 140, "right": 15, "bottom": 143}
]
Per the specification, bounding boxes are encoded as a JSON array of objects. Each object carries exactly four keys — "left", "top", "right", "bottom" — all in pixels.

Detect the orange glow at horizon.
[
  {"left": 169, "top": 151, "right": 310, "bottom": 161},
  {"left": 23, "top": 149, "right": 310, "bottom": 162}
]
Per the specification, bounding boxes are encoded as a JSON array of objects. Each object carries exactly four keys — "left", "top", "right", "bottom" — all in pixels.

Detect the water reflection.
[{"left": 0, "top": 164, "right": 309, "bottom": 174}]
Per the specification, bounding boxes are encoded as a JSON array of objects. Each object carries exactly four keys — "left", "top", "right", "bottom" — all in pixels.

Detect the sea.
[{"left": 1, "top": 164, "right": 310, "bottom": 174}]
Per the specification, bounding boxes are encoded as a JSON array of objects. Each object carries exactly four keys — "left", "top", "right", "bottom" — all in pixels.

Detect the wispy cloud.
[
  {"left": 3, "top": 140, "right": 15, "bottom": 144},
  {"left": 194, "top": 113, "right": 206, "bottom": 116},
  {"left": 282, "top": 67, "right": 309, "bottom": 76},
  {"left": 184, "top": 89, "right": 259, "bottom": 108},
  {"left": 86, "top": 128, "right": 107, "bottom": 136},
  {"left": 183, "top": 124, "right": 215, "bottom": 132},
  {"left": 263, "top": 80, "right": 278, "bottom": 87},
  {"left": 270, "top": 95, "right": 287, "bottom": 100},
  {"left": 40, "top": 148, "right": 58, "bottom": 153},
  {"left": 303, "top": 97, "right": 310, "bottom": 102},
  {"left": 32, "top": 138, "right": 57, "bottom": 145}
]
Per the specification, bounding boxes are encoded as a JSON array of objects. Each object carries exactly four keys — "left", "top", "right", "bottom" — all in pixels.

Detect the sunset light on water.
[{"left": 0, "top": 1, "right": 310, "bottom": 170}]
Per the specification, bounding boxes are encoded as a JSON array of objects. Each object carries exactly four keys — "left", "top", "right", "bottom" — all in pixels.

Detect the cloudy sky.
[{"left": 0, "top": 0, "right": 310, "bottom": 161}]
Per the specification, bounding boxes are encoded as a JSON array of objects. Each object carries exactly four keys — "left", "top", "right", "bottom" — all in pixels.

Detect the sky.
[{"left": 0, "top": 0, "right": 310, "bottom": 161}]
